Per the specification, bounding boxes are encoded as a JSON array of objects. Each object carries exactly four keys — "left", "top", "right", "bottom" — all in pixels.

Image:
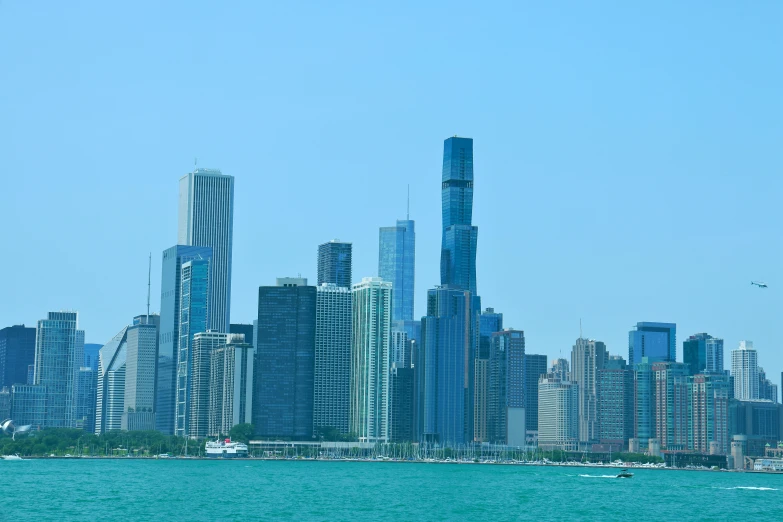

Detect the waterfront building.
[
  {"left": 122, "top": 315, "right": 159, "bottom": 432},
  {"left": 475, "top": 308, "right": 503, "bottom": 442},
  {"left": 189, "top": 331, "right": 229, "bottom": 438},
  {"left": 208, "top": 334, "right": 254, "bottom": 437},
  {"left": 34, "top": 312, "right": 84, "bottom": 428},
  {"left": 10, "top": 384, "right": 46, "bottom": 428},
  {"left": 176, "top": 258, "right": 212, "bottom": 438},
  {"left": 571, "top": 338, "right": 607, "bottom": 446},
  {"left": 0, "top": 325, "right": 36, "bottom": 389},
  {"left": 538, "top": 374, "right": 578, "bottom": 451},
  {"left": 318, "top": 240, "right": 352, "bottom": 288},
  {"left": 178, "top": 168, "right": 234, "bottom": 332},
  {"left": 550, "top": 358, "right": 569, "bottom": 380},
  {"left": 487, "top": 329, "right": 526, "bottom": 446},
  {"left": 0, "top": 387, "right": 10, "bottom": 422},
  {"left": 653, "top": 362, "right": 691, "bottom": 450},
  {"left": 683, "top": 333, "right": 723, "bottom": 376},
  {"left": 633, "top": 357, "right": 655, "bottom": 448},
  {"left": 690, "top": 372, "right": 731, "bottom": 454},
  {"left": 525, "top": 354, "right": 548, "bottom": 432},
  {"left": 350, "top": 277, "right": 391, "bottom": 443},
  {"left": 597, "top": 356, "right": 633, "bottom": 449},
  {"left": 255, "top": 280, "right": 316, "bottom": 439},
  {"left": 418, "top": 287, "right": 479, "bottom": 445},
  {"left": 95, "top": 327, "right": 128, "bottom": 434},
  {"left": 440, "top": 136, "right": 478, "bottom": 295},
  {"left": 157, "top": 244, "right": 212, "bottom": 434},
  {"left": 314, "top": 283, "right": 352, "bottom": 435},
  {"left": 378, "top": 219, "right": 415, "bottom": 322},
  {"left": 629, "top": 322, "right": 676, "bottom": 366},
  {"left": 732, "top": 341, "right": 759, "bottom": 400},
  {"left": 75, "top": 367, "right": 97, "bottom": 433},
  {"left": 389, "top": 362, "right": 415, "bottom": 442},
  {"left": 729, "top": 399, "right": 783, "bottom": 456}
]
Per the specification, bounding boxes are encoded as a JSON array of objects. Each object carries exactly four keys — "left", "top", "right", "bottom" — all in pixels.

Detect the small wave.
[
  {"left": 721, "top": 486, "right": 778, "bottom": 491},
  {"left": 579, "top": 474, "right": 618, "bottom": 479}
]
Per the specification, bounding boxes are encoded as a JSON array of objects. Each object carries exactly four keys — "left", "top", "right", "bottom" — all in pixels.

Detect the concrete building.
[
  {"left": 732, "top": 341, "right": 759, "bottom": 400},
  {"left": 729, "top": 399, "right": 783, "bottom": 456},
  {"left": 350, "top": 277, "right": 391, "bottom": 443},
  {"left": 597, "top": 356, "right": 633, "bottom": 449},
  {"left": 758, "top": 368, "right": 778, "bottom": 403},
  {"left": 550, "top": 358, "right": 569, "bottom": 380},
  {"left": 653, "top": 362, "right": 690, "bottom": 450},
  {"left": 690, "top": 372, "right": 731, "bottom": 454},
  {"left": 318, "top": 240, "right": 352, "bottom": 288},
  {"left": 178, "top": 168, "right": 234, "bottom": 333},
  {"left": 571, "top": 338, "right": 607, "bottom": 447},
  {"left": 122, "top": 315, "right": 159, "bottom": 432},
  {"left": 188, "top": 331, "right": 229, "bottom": 438},
  {"left": 537, "top": 373, "right": 578, "bottom": 451},
  {"left": 208, "top": 334, "right": 254, "bottom": 437}
]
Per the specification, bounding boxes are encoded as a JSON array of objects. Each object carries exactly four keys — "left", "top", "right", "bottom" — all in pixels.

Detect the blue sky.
[{"left": 1, "top": 1, "right": 781, "bottom": 379}]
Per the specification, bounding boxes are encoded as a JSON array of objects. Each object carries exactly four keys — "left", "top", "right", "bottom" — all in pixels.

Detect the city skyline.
[{"left": 1, "top": 2, "right": 780, "bottom": 379}]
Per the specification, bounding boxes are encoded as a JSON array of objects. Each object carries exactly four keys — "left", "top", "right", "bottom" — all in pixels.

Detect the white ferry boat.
[{"left": 205, "top": 438, "right": 248, "bottom": 459}]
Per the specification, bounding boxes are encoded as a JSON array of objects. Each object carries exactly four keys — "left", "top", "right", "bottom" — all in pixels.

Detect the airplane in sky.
[{"left": 751, "top": 281, "right": 768, "bottom": 288}]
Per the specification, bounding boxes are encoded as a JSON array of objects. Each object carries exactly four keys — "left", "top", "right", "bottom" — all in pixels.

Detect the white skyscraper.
[
  {"left": 732, "top": 341, "right": 759, "bottom": 400},
  {"left": 122, "top": 316, "right": 159, "bottom": 431},
  {"left": 178, "top": 168, "right": 234, "bottom": 332},
  {"left": 350, "top": 277, "right": 391, "bottom": 443},
  {"left": 314, "top": 283, "right": 352, "bottom": 435},
  {"left": 537, "top": 373, "right": 578, "bottom": 451},
  {"left": 95, "top": 327, "right": 128, "bottom": 434},
  {"left": 190, "top": 331, "right": 229, "bottom": 438},
  {"left": 570, "top": 338, "right": 607, "bottom": 446},
  {"left": 208, "top": 334, "right": 254, "bottom": 437}
]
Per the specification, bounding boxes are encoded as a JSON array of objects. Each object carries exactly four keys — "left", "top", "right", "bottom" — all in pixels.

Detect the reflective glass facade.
[
  {"left": 440, "top": 137, "right": 478, "bottom": 295},
  {"left": 524, "top": 354, "right": 548, "bottom": 431},
  {"left": 317, "top": 240, "right": 352, "bottom": 288},
  {"left": 378, "top": 220, "right": 415, "bottom": 322},
  {"left": 0, "top": 325, "right": 36, "bottom": 389},
  {"left": 157, "top": 245, "right": 212, "bottom": 434},
  {"left": 628, "top": 322, "right": 676, "bottom": 366},
  {"left": 95, "top": 327, "right": 128, "bottom": 434}
]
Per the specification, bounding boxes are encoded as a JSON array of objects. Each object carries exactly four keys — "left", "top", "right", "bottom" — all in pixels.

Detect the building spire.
[
  {"left": 407, "top": 184, "right": 410, "bottom": 220},
  {"left": 147, "top": 253, "right": 152, "bottom": 321}
]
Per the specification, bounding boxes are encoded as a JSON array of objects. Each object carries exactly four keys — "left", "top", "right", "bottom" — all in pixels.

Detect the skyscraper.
[
  {"left": 571, "top": 338, "right": 608, "bottom": 446},
  {"left": 122, "top": 315, "right": 159, "bottom": 431},
  {"left": 83, "top": 343, "right": 102, "bottom": 372},
  {"left": 474, "top": 308, "right": 503, "bottom": 442},
  {"left": 314, "top": 283, "right": 352, "bottom": 435},
  {"left": 524, "top": 354, "right": 548, "bottom": 432},
  {"left": 487, "top": 329, "right": 526, "bottom": 446},
  {"left": 378, "top": 219, "right": 415, "bottom": 322},
  {"left": 187, "top": 330, "right": 229, "bottom": 438},
  {"left": 350, "top": 277, "right": 392, "bottom": 443},
  {"left": 538, "top": 373, "right": 578, "bottom": 451},
  {"left": 229, "top": 323, "right": 254, "bottom": 348},
  {"left": 629, "top": 322, "right": 676, "bottom": 366},
  {"left": 255, "top": 280, "right": 316, "bottom": 439},
  {"left": 690, "top": 372, "right": 731, "bottom": 454},
  {"left": 683, "top": 333, "right": 724, "bottom": 376},
  {"left": 389, "top": 362, "right": 415, "bottom": 443},
  {"left": 0, "top": 325, "right": 36, "bottom": 389},
  {"left": 633, "top": 357, "right": 655, "bottom": 448},
  {"left": 597, "top": 356, "right": 633, "bottom": 449},
  {"left": 706, "top": 337, "right": 724, "bottom": 373},
  {"left": 75, "top": 367, "right": 97, "bottom": 433},
  {"left": 157, "top": 244, "right": 212, "bottom": 434},
  {"left": 440, "top": 136, "right": 478, "bottom": 295},
  {"left": 178, "top": 168, "right": 234, "bottom": 333},
  {"left": 95, "top": 327, "right": 129, "bottom": 434},
  {"left": 550, "top": 358, "right": 570, "bottom": 380},
  {"left": 653, "top": 361, "right": 690, "bottom": 450},
  {"left": 418, "top": 287, "right": 479, "bottom": 445},
  {"left": 317, "top": 240, "right": 352, "bottom": 288},
  {"left": 34, "top": 312, "right": 84, "bottom": 428},
  {"left": 731, "top": 341, "right": 759, "bottom": 400},
  {"left": 176, "top": 258, "right": 212, "bottom": 438},
  {"left": 208, "top": 334, "right": 254, "bottom": 437}
]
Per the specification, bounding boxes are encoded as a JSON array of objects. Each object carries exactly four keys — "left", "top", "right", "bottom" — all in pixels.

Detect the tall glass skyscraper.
[
  {"left": 524, "top": 353, "right": 548, "bottom": 432},
  {"left": 178, "top": 168, "right": 234, "bottom": 333},
  {"left": 378, "top": 219, "right": 415, "bottom": 322},
  {"left": 95, "top": 327, "right": 128, "bottom": 434},
  {"left": 571, "top": 338, "right": 608, "bottom": 446},
  {"left": 628, "top": 322, "right": 676, "bottom": 366},
  {"left": 156, "top": 245, "right": 212, "bottom": 434},
  {"left": 34, "top": 312, "right": 84, "bottom": 428},
  {"left": 683, "top": 332, "right": 723, "bottom": 376},
  {"left": 440, "top": 136, "right": 478, "bottom": 295},
  {"left": 0, "top": 325, "right": 36, "bottom": 389},
  {"left": 176, "top": 258, "right": 211, "bottom": 437},
  {"left": 317, "top": 240, "right": 352, "bottom": 288}
]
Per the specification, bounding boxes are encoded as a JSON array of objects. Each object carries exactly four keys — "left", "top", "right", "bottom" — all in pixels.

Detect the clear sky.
[{"left": 1, "top": 2, "right": 781, "bottom": 381}]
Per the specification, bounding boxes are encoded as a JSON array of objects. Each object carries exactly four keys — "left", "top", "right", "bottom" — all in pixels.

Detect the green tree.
[{"left": 229, "top": 424, "right": 254, "bottom": 443}]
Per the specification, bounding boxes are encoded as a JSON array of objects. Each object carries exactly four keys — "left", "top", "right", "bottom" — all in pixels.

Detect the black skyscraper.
[
  {"left": 254, "top": 283, "right": 316, "bottom": 439},
  {"left": 524, "top": 353, "right": 548, "bottom": 431},
  {"left": 0, "top": 325, "right": 36, "bottom": 389},
  {"left": 317, "top": 240, "right": 352, "bottom": 288}
]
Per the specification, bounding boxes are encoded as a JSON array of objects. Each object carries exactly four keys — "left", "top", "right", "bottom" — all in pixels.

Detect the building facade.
[
  {"left": 95, "top": 327, "right": 128, "bottom": 434},
  {"left": 208, "top": 334, "right": 254, "bottom": 437},
  {"left": 379, "top": 219, "right": 415, "bottom": 322},
  {"left": 189, "top": 331, "right": 229, "bottom": 438},
  {"left": 389, "top": 363, "right": 415, "bottom": 442},
  {"left": 10, "top": 384, "right": 46, "bottom": 428},
  {"left": 629, "top": 322, "right": 676, "bottom": 366},
  {"left": 487, "top": 330, "right": 526, "bottom": 446},
  {"left": 538, "top": 374, "right": 578, "bottom": 451},
  {"left": 597, "top": 356, "right": 633, "bottom": 449},
  {"left": 690, "top": 372, "right": 731, "bottom": 454},
  {"left": 314, "top": 283, "right": 352, "bottom": 435},
  {"left": 475, "top": 308, "right": 503, "bottom": 442},
  {"left": 255, "top": 281, "right": 316, "bottom": 439},
  {"left": 653, "top": 362, "right": 691, "bottom": 450},
  {"left": 317, "top": 240, "right": 352, "bottom": 288},
  {"left": 122, "top": 315, "right": 158, "bottom": 431},
  {"left": 525, "top": 354, "right": 548, "bottom": 433},
  {"left": 633, "top": 357, "right": 655, "bottom": 448},
  {"left": 178, "top": 168, "right": 234, "bottom": 333},
  {"left": 0, "top": 325, "right": 36, "bottom": 389},
  {"left": 571, "top": 338, "right": 607, "bottom": 446},
  {"left": 350, "top": 277, "right": 391, "bottom": 443},
  {"left": 732, "top": 341, "right": 759, "bottom": 401},
  {"left": 440, "top": 136, "right": 478, "bottom": 295},
  {"left": 75, "top": 367, "right": 97, "bottom": 433}
]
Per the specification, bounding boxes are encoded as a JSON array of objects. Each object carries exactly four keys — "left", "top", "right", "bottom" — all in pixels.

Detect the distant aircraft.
[{"left": 751, "top": 281, "right": 768, "bottom": 288}]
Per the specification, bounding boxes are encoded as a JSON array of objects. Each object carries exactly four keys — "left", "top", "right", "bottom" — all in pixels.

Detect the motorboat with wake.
[
  {"left": 2, "top": 454, "right": 23, "bottom": 461},
  {"left": 616, "top": 469, "right": 633, "bottom": 478}
]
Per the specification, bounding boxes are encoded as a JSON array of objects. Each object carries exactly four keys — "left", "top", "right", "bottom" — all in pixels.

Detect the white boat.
[
  {"left": 2, "top": 454, "right": 23, "bottom": 461},
  {"left": 205, "top": 438, "right": 248, "bottom": 459}
]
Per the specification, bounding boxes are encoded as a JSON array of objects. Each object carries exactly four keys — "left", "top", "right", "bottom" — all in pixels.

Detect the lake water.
[{"left": 4, "top": 459, "right": 782, "bottom": 521}]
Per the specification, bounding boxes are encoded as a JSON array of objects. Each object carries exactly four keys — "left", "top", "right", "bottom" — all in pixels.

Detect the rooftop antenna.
[
  {"left": 407, "top": 184, "right": 410, "bottom": 220},
  {"left": 146, "top": 253, "right": 151, "bottom": 322},
  {"left": 580, "top": 318, "right": 583, "bottom": 340}
]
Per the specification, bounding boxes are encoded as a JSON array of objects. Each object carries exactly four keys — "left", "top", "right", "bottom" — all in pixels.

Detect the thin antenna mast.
[
  {"left": 407, "top": 184, "right": 410, "bottom": 220},
  {"left": 580, "top": 318, "right": 582, "bottom": 340},
  {"left": 147, "top": 253, "right": 152, "bottom": 321}
]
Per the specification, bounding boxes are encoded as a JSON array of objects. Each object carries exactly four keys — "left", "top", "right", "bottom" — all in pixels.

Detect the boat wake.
[
  {"left": 720, "top": 486, "right": 779, "bottom": 491},
  {"left": 578, "top": 474, "right": 619, "bottom": 479}
]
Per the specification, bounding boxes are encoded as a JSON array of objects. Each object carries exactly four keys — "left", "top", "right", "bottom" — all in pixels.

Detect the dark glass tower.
[
  {"left": 317, "top": 240, "right": 352, "bottom": 288},
  {"left": 255, "top": 282, "right": 316, "bottom": 439},
  {"left": 440, "top": 136, "right": 478, "bottom": 295},
  {"left": 0, "top": 325, "right": 36, "bottom": 389},
  {"left": 524, "top": 354, "right": 548, "bottom": 431},
  {"left": 379, "top": 219, "right": 415, "bottom": 322}
]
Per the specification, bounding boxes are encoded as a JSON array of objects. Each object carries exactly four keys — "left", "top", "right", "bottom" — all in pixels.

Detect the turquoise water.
[{"left": 4, "top": 460, "right": 782, "bottom": 521}]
